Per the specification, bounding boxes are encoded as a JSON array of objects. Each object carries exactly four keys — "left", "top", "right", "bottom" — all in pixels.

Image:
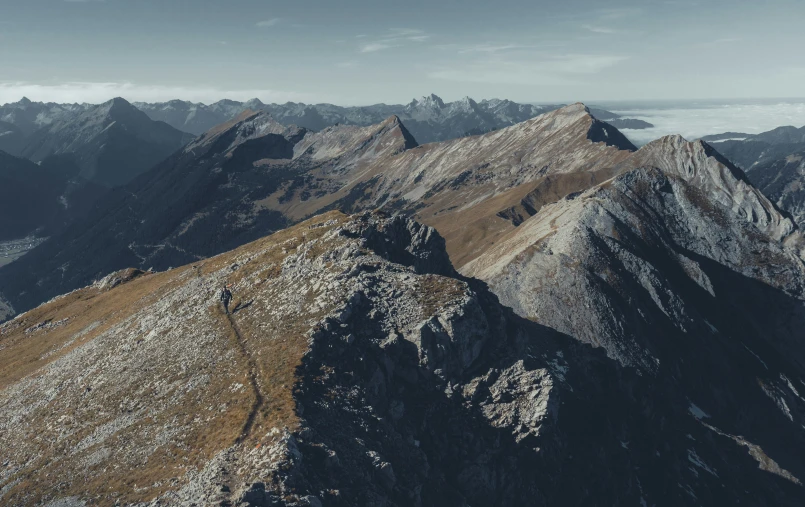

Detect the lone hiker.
[{"left": 220, "top": 285, "right": 233, "bottom": 314}]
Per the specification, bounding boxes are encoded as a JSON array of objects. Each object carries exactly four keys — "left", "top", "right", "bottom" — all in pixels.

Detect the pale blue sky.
[{"left": 0, "top": 0, "right": 803, "bottom": 104}]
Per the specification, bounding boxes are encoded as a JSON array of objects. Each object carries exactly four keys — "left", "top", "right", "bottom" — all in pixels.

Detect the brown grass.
[
  {"left": 0, "top": 211, "right": 351, "bottom": 505},
  {"left": 415, "top": 274, "right": 467, "bottom": 317}
]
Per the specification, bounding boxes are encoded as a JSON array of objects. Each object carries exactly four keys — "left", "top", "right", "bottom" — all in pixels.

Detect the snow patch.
[
  {"left": 743, "top": 345, "right": 768, "bottom": 370},
  {"left": 688, "top": 448, "right": 718, "bottom": 477},
  {"left": 688, "top": 403, "right": 710, "bottom": 420}
]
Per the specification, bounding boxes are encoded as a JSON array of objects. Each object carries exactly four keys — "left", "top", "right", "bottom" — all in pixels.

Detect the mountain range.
[
  {"left": 0, "top": 104, "right": 637, "bottom": 315},
  {"left": 1, "top": 102, "right": 804, "bottom": 505},
  {"left": 0, "top": 97, "right": 196, "bottom": 265},
  {"left": 133, "top": 94, "right": 651, "bottom": 143},
  {"left": 18, "top": 97, "right": 194, "bottom": 188},
  {"left": 702, "top": 125, "right": 805, "bottom": 170}
]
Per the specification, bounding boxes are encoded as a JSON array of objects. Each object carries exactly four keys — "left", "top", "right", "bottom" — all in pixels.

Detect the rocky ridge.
[{"left": 1, "top": 211, "right": 803, "bottom": 506}]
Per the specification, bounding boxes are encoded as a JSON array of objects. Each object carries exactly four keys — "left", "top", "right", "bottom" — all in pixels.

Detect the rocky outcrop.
[{"left": 2, "top": 211, "right": 803, "bottom": 506}]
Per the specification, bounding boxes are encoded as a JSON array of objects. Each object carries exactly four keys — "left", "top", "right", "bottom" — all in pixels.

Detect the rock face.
[
  {"left": 20, "top": 97, "right": 194, "bottom": 187},
  {"left": 460, "top": 132, "right": 805, "bottom": 505},
  {"left": 2, "top": 211, "right": 803, "bottom": 506},
  {"left": 465, "top": 134, "right": 805, "bottom": 365},
  {"left": 745, "top": 151, "right": 805, "bottom": 231},
  {"left": 699, "top": 123, "right": 805, "bottom": 234},
  {"left": 0, "top": 104, "right": 635, "bottom": 317}
]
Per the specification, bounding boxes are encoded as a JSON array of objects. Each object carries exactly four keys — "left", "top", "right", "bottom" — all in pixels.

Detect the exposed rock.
[
  {"left": 746, "top": 151, "right": 805, "bottom": 231},
  {"left": 2, "top": 210, "right": 803, "bottom": 505}
]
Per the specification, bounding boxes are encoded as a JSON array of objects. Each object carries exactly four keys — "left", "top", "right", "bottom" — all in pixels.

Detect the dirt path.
[
  {"left": 200, "top": 264, "right": 266, "bottom": 446},
  {"left": 223, "top": 308, "right": 265, "bottom": 444}
]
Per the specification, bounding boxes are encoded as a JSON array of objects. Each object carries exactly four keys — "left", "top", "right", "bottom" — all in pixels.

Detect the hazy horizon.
[
  {"left": 2, "top": 0, "right": 804, "bottom": 105},
  {"left": 3, "top": 94, "right": 805, "bottom": 109}
]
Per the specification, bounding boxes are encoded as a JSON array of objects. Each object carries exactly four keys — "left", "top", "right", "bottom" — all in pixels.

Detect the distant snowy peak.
[{"left": 408, "top": 93, "right": 446, "bottom": 110}]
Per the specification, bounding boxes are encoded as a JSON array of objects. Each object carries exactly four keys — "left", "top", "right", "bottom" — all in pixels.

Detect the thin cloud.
[
  {"left": 361, "top": 43, "right": 395, "bottom": 53},
  {"left": 582, "top": 25, "right": 618, "bottom": 34},
  {"left": 455, "top": 44, "right": 534, "bottom": 54},
  {"left": 597, "top": 8, "right": 641, "bottom": 20},
  {"left": 388, "top": 28, "right": 425, "bottom": 36},
  {"left": 0, "top": 81, "right": 317, "bottom": 105},
  {"left": 429, "top": 54, "right": 629, "bottom": 85},
  {"left": 358, "top": 28, "right": 430, "bottom": 53},
  {"left": 256, "top": 18, "right": 281, "bottom": 28}
]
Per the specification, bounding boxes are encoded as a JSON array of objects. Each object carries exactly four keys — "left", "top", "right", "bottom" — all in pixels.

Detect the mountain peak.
[
  {"left": 562, "top": 102, "right": 592, "bottom": 116},
  {"left": 102, "top": 96, "right": 138, "bottom": 114},
  {"left": 411, "top": 93, "right": 445, "bottom": 109},
  {"left": 18, "top": 97, "right": 32, "bottom": 106},
  {"left": 244, "top": 98, "right": 265, "bottom": 109},
  {"left": 622, "top": 133, "right": 797, "bottom": 241},
  {"left": 380, "top": 114, "right": 418, "bottom": 150}
]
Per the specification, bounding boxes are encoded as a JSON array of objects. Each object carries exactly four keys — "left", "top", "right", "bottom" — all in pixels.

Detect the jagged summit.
[
  {"left": 409, "top": 93, "right": 446, "bottom": 109},
  {"left": 621, "top": 133, "right": 798, "bottom": 242}
]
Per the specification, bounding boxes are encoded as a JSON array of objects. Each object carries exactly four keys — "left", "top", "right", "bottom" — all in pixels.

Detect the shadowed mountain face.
[
  {"left": 0, "top": 151, "right": 67, "bottom": 241},
  {"left": 747, "top": 152, "right": 805, "bottom": 230},
  {"left": 702, "top": 125, "right": 805, "bottom": 171},
  {"left": 0, "top": 151, "right": 106, "bottom": 243},
  {"left": 1, "top": 211, "right": 803, "bottom": 506},
  {"left": 0, "top": 121, "right": 25, "bottom": 156},
  {"left": 0, "top": 105, "right": 637, "bottom": 316},
  {"left": 19, "top": 97, "right": 194, "bottom": 187},
  {"left": 460, "top": 134, "right": 805, "bottom": 504}
]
